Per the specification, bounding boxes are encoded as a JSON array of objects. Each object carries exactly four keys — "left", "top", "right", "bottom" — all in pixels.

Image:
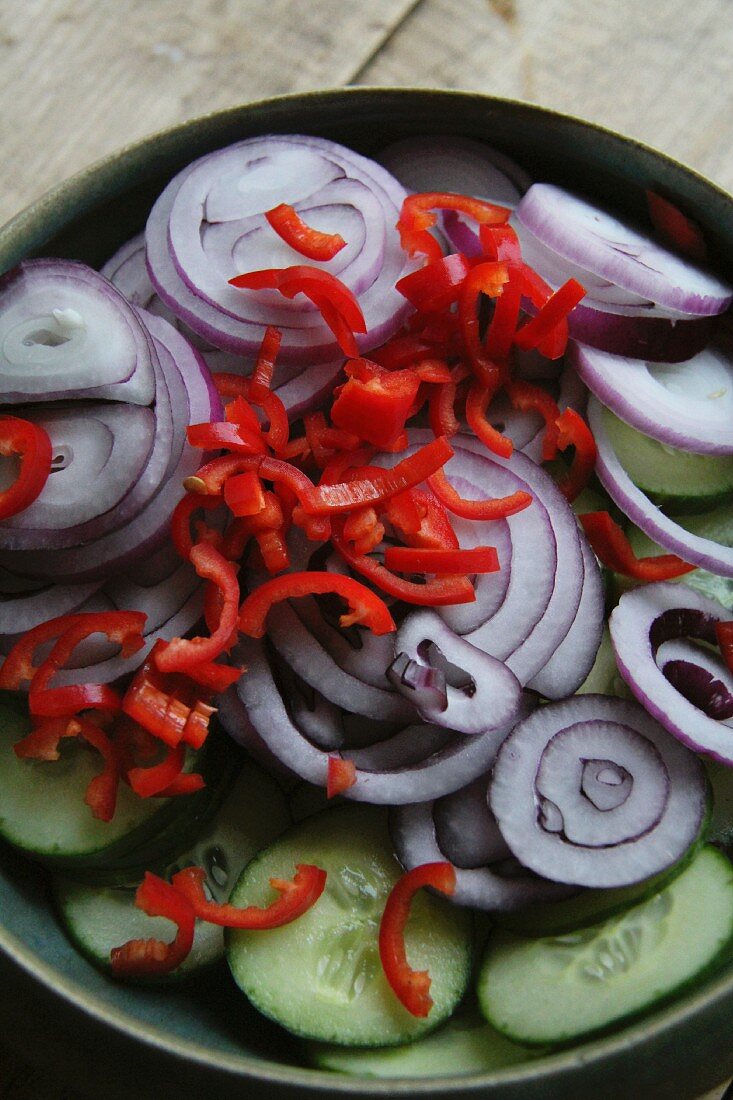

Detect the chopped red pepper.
[
  {"left": 248, "top": 325, "right": 283, "bottom": 402},
  {"left": 224, "top": 394, "right": 263, "bottom": 436},
  {"left": 504, "top": 380, "right": 562, "bottom": 462},
  {"left": 126, "top": 742, "right": 204, "bottom": 799},
  {"left": 715, "top": 622, "right": 733, "bottom": 674},
  {"left": 342, "top": 506, "right": 385, "bottom": 556},
  {"left": 646, "top": 190, "right": 708, "bottom": 264},
  {"left": 554, "top": 408, "right": 597, "bottom": 502},
  {"left": 384, "top": 545, "right": 500, "bottom": 575},
  {"left": 458, "top": 261, "right": 509, "bottom": 383},
  {"left": 428, "top": 364, "right": 469, "bottom": 440},
  {"left": 121, "top": 642, "right": 216, "bottom": 750},
  {"left": 0, "top": 415, "right": 53, "bottom": 521},
  {"left": 171, "top": 862, "right": 327, "bottom": 929},
  {"left": 397, "top": 192, "right": 510, "bottom": 264},
  {"left": 301, "top": 436, "right": 453, "bottom": 516},
  {"left": 513, "top": 277, "right": 586, "bottom": 354},
  {"left": 465, "top": 381, "right": 513, "bottom": 459},
  {"left": 154, "top": 543, "right": 240, "bottom": 673},
  {"left": 428, "top": 467, "right": 532, "bottom": 521},
  {"left": 378, "top": 862, "right": 456, "bottom": 1017},
  {"left": 223, "top": 471, "right": 266, "bottom": 517},
  {"left": 265, "top": 203, "right": 346, "bottom": 262},
  {"left": 327, "top": 755, "right": 357, "bottom": 798},
  {"left": 170, "top": 492, "right": 222, "bottom": 561},
  {"left": 579, "top": 512, "right": 696, "bottom": 581},
  {"left": 479, "top": 223, "right": 523, "bottom": 264},
  {"left": 331, "top": 358, "right": 421, "bottom": 449},
  {"left": 395, "top": 253, "right": 472, "bottom": 312},
  {"left": 110, "top": 872, "right": 196, "bottom": 977},
  {"left": 186, "top": 419, "right": 266, "bottom": 455},
  {"left": 238, "top": 571, "right": 396, "bottom": 638}
]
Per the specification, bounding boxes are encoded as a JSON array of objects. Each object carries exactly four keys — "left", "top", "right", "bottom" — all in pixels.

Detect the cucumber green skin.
[
  {"left": 226, "top": 803, "right": 473, "bottom": 1048},
  {"left": 307, "top": 1006, "right": 536, "bottom": 1079},
  {"left": 478, "top": 846, "right": 733, "bottom": 1049}
]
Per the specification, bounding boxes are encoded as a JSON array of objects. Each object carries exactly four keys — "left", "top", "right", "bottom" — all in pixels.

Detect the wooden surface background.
[{"left": 0, "top": 0, "right": 732, "bottom": 1096}]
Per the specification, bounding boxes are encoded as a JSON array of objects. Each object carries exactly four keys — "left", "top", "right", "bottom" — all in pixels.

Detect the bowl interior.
[{"left": 1, "top": 88, "right": 733, "bottom": 1100}]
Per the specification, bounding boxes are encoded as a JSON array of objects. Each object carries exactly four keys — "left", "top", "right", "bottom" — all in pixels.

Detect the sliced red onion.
[
  {"left": 292, "top": 595, "right": 399, "bottom": 691},
  {"left": 0, "top": 260, "right": 156, "bottom": 405},
  {"left": 391, "top": 609, "right": 522, "bottom": 734},
  {"left": 489, "top": 694, "right": 707, "bottom": 887},
  {"left": 0, "top": 403, "right": 160, "bottom": 550},
  {"left": 528, "top": 537, "right": 605, "bottom": 700},
  {"left": 516, "top": 184, "right": 733, "bottom": 316},
  {"left": 571, "top": 340, "right": 733, "bottom": 455},
  {"left": 388, "top": 652, "right": 448, "bottom": 715},
  {"left": 661, "top": 652, "right": 733, "bottom": 720},
  {"left": 390, "top": 797, "right": 571, "bottom": 911},
  {"left": 234, "top": 634, "right": 533, "bottom": 804},
  {"left": 101, "top": 233, "right": 158, "bottom": 310},
  {"left": 0, "top": 576, "right": 103, "bottom": 640},
  {"left": 610, "top": 583, "right": 733, "bottom": 764},
  {"left": 146, "top": 135, "right": 415, "bottom": 360},
  {"left": 588, "top": 394, "right": 733, "bottom": 576}
]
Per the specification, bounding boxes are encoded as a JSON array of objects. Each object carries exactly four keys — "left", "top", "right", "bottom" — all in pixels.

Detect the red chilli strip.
[
  {"left": 479, "top": 223, "right": 523, "bottom": 264},
  {"left": 579, "top": 512, "right": 697, "bottom": 581},
  {"left": 300, "top": 436, "right": 454, "bottom": 516},
  {"left": 554, "top": 408, "right": 598, "bottom": 503},
  {"left": 504, "top": 379, "right": 563, "bottom": 462},
  {"left": 458, "top": 262, "right": 509, "bottom": 384},
  {"left": 248, "top": 326, "right": 283, "bottom": 400},
  {"left": 397, "top": 192, "right": 511, "bottom": 263},
  {"left": 378, "top": 862, "right": 456, "bottom": 1017},
  {"left": 154, "top": 543, "right": 240, "bottom": 673},
  {"left": 265, "top": 203, "right": 346, "bottom": 262},
  {"left": 224, "top": 471, "right": 266, "bottom": 517},
  {"left": 187, "top": 420, "right": 267, "bottom": 456},
  {"left": 513, "top": 277, "right": 586, "bottom": 353},
  {"left": 126, "top": 742, "right": 202, "bottom": 800},
  {"left": 170, "top": 493, "right": 223, "bottom": 561},
  {"left": 715, "top": 622, "right": 733, "bottom": 674},
  {"left": 172, "top": 863, "right": 327, "bottom": 929},
  {"left": 646, "top": 190, "right": 708, "bottom": 264},
  {"left": 428, "top": 467, "right": 532, "bottom": 522},
  {"left": 384, "top": 545, "right": 500, "bottom": 575},
  {"left": 428, "top": 364, "right": 469, "bottom": 440},
  {"left": 465, "top": 381, "right": 513, "bottom": 459},
  {"left": 0, "top": 415, "right": 53, "bottom": 522},
  {"left": 239, "top": 571, "right": 396, "bottom": 638},
  {"left": 121, "top": 642, "right": 216, "bottom": 750},
  {"left": 110, "top": 873, "right": 196, "bottom": 978},
  {"left": 327, "top": 756, "right": 357, "bottom": 799},
  {"left": 395, "top": 253, "right": 473, "bottom": 313}
]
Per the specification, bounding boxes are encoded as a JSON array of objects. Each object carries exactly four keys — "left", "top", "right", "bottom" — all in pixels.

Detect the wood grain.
[{"left": 0, "top": 2, "right": 732, "bottom": 1097}]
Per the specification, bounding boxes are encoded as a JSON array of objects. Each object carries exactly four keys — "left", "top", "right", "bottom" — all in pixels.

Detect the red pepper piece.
[
  {"left": 301, "top": 436, "right": 454, "bottom": 516},
  {"left": 154, "top": 543, "right": 240, "bottom": 673},
  {"left": 331, "top": 518, "right": 475, "bottom": 606},
  {"left": 15, "top": 716, "right": 121, "bottom": 822},
  {"left": 554, "top": 408, "right": 597, "bottom": 503},
  {"left": 331, "top": 358, "right": 421, "bottom": 450},
  {"left": 304, "top": 411, "right": 335, "bottom": 469},
  {"left": 370, "top": 335, "right": 443, "bottom": 371},
  {"left": 172, "top": 863, "right": 327, "bottom": 929},
  {"left": 0, "top": 415, "right": 53, "bottom": 521},
  {"left": 715, "top": 622, "right": 733, "bottom": 674},
  {"left": 385, "top": 489, "right": 424, "bottom": 537},
  {"left": 514, "top": 263, "right": 568, "bottom": 360},
  {"left": 428, "top": 364, "right": 469, "bottom": 441},
  {"left": 646, "top": 190, "right": 708, "bottom": 263},
  {"left": 579, "top": 512, "right": 696, "bottom": 581},
  {"left": 121, "top": 642, "right": 216, "bottom": 749},
  {"left": 384, "top": 545, "right": 500, "bottom": 575},
  {"left": 395, "top": 253, "right": 472, "bottom": 312},
  {"left": 248, "top": 325, "right": 282, "bottom": 402},
  {"left": 126, "top": 742, "right": 190, "bottom": 799},
  {"left": 110, "top": 872, "right": 196, "bottom": 977},
  {"left": 513, "top": 278, "right": 586, "bottom": 354},
  {"left": 479, "top": 223, "right": 523, "bottom": 264},
  {"left": 428, "top": 467, "right": 532, "bottom": 521},
  {"left": 458, "top": 262, "right": 509, "bottom": 384},
  {"left": 239, "top": 571, "right": 396, "bottom": 638},
  {"left": 504, "top": 379, "right": 562, "bottom": 462},
  {"left": 186, "top": 420, "right": 266, "bottom": 455},
  {"left": 224, "top": 394, "right": 263, "bottom": 435},
  {"left": 223, "top": 471, "right": 266, "bottom": 517},
  {"left": 397, "top": 192, "right": 510, "bottom": 264},
  {"left": 485, "top": 276, "right": 523, "bottom": 361},
  {"left": 265, "top": 204, "right": 346, "bottom": 261},
  {"left": 465, "top": 381, "right": 513, "bottom": 459},
  {"left": 342, "top": 506, "right": 385, "bottom": 556},
  {"left": 229, "top": 266, "right": 366, "bottom": 357},
  {"left": 327, "top": 756, "right": 357, "bottom": 798},
  {"left": 378, "top": 862, "right": 456, "bottom": 1017},
  {"left": 224, "top": 490, "right": 290, "bottom": 574},
  {"left": 170, "top": 492, "right": 222, "bottom": 561},
  {"left": 413, "top": 360, "right": 452, "bottom": 385}
]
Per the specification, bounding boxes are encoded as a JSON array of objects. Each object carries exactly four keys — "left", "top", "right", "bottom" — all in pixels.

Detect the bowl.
[{"left": 1, "top": 87, "right": 732, "bottom": 1100}]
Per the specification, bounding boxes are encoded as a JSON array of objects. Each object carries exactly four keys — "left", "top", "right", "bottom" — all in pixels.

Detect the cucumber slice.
[
  {"left": 226, "top": 803, "right": 473, "bottom": 1046},
  {"left": 478, "top": 846, "right": 733, "bottom": 1047},
  {"left": 706, "top": 759, "right": 733, "bottom": 853},
  {"left": 602, "top": 407, "right": 733, "bottom": 513},
  {"left": 308, "top": 1007, "right": 535, "bottom": 1078},
  {"left": 54, "top": 755, "right": 291, "bottom": 978}
]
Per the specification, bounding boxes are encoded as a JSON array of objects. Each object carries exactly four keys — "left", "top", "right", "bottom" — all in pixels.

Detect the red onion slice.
[
  {"left": 588, "top": 394, "right": 733, "bottom": 576},
  {"left": 657, "top": 638, "right": 733, "bottom": 720},
  {"left": 516, "top": 184, "right": 733, "bottom": 316},
  {"left": 490, "top": 694, "right": 707, "bottom": 887},
  {"left": 0, "top": 577, "right": 103, "bottom": 640},
  {"left": 610, "top": 583, "right": 733, "bottom": 764},
  {"left": 0, "top": 260, "right": 156, "bottom": 405},
  {"left": 571, "top": 340, "right": 733, "bottom": 455}
]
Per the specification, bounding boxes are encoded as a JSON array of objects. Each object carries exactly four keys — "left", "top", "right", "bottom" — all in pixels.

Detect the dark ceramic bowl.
[{"left": 1, "top": 88, "right": 732, "bottom": 1100}]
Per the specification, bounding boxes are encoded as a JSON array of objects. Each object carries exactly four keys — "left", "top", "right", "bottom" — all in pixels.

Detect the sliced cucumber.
[
  {"left": 54, "top": 754, "right": 291, "bottom": 978},
  {"left": 478, "top": 846, "right": 733, "bottom": 1047},
  {"left": 226, "top": 803, "right": 473, "bottom": 1046},
  {"left": 308, "top": 1006, "right": 535, "bottom": 1078},
  {"left": 706, "top": 759, "right": 733, "bottom": 853},
  {"left": 603, "top": 407, "right": 733, "bottom": 513}
]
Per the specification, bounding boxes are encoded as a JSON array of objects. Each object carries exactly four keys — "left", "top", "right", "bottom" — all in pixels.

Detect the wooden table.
[{"left": 1, "top": 1, "right": 732, "bottom": 1096}]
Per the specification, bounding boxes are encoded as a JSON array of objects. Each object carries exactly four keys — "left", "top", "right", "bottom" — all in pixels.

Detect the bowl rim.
[{"left": 1, "top": 84, "right": 732, "bottom": 1096}]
